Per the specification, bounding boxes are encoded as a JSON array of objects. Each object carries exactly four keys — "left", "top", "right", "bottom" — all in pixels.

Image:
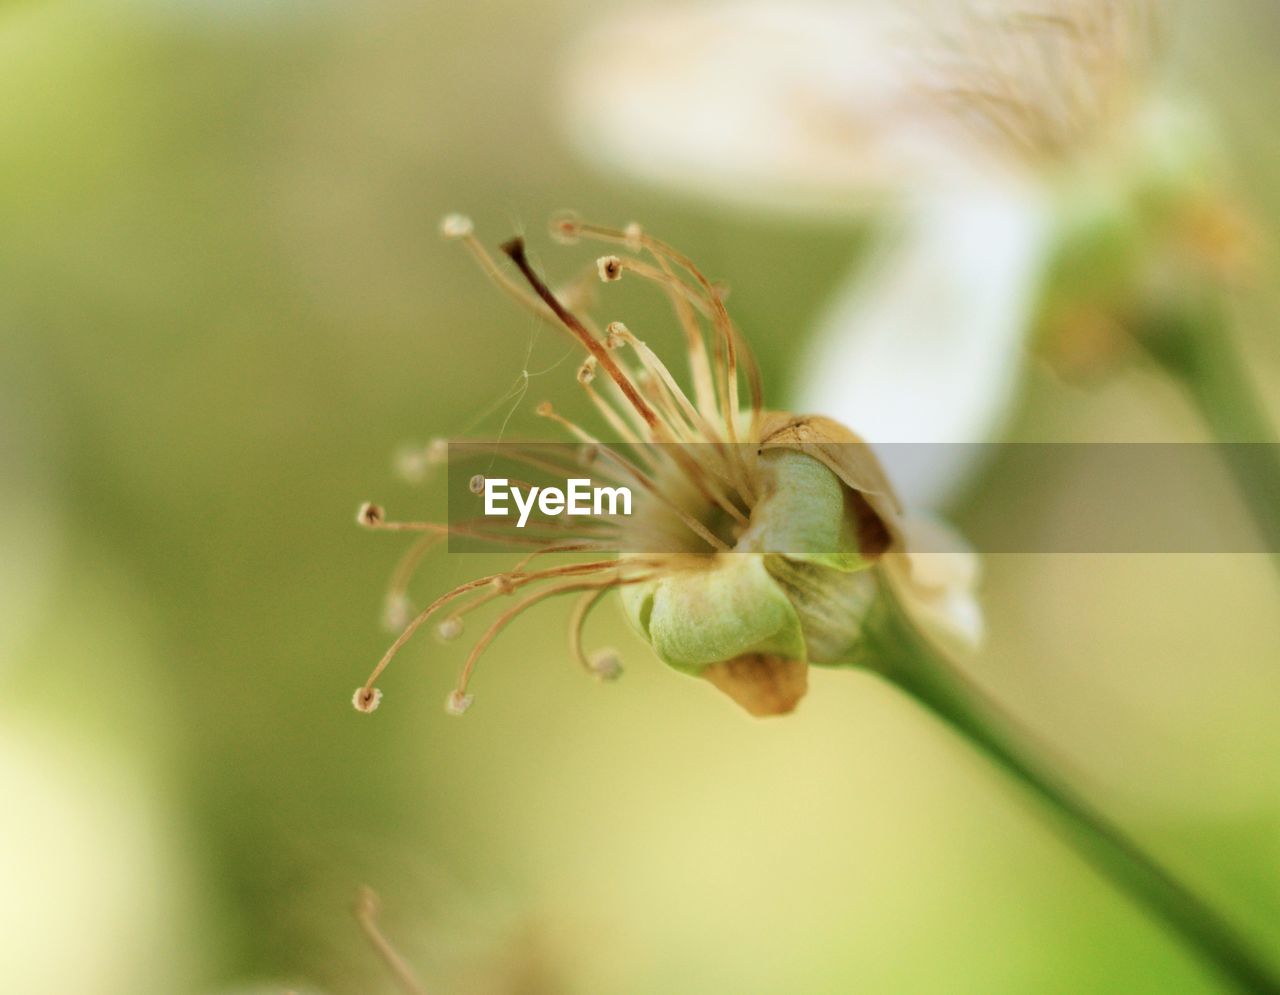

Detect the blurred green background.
[{"left": 2, "top": 1, "right": 1279, "bottom": 992}]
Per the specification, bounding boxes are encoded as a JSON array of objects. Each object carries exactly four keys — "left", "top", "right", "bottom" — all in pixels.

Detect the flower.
[
  {"left": 352, "top": 215, "right": 979, "bottom": 717},
  {"left": 562, "top": 0, "right": 1239, "bottom": 506}
]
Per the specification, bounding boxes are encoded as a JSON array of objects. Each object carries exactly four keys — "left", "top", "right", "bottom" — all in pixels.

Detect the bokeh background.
[{"left": 2, "top": 1, "right": 1279, "bottom": 992}]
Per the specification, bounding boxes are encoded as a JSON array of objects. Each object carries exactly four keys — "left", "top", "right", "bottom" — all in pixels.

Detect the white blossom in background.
[{"left": 562, "top": 0, "right": 1198, "bottom": 507}]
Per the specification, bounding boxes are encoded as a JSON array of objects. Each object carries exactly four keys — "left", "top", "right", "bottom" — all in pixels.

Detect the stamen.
[
  {"left": 536, "top": 402, "right": 732, "bottom": 551},
  {"left": 509, "top": 542, "right": 604, "bottom": 574},
  {"left": 607, "top": 321, "right": 720, "bottom": 446},
  {"left": 352, "top": 686, "right": 383, "bottom": 713},
  {"left": 550, "top": 210, "right": 581, "bottom": 245},
  {"left": 603, "top": 322, "right": 751, "bottom": 526},
  {"left": 451, "top": 574, "right": 655, "bottom": 703},
  {"left": 441, "top": 214, "right": 557, "bottom": 324},
  {"left": 634, "top": 254, "right": 719, "bottom": 419},
  {"left": 439, "top": 213, "right": 474, "bottom": 240},
  {"left": 502, "top": 237, "right": 660, "bottom": 431},
  {"left": 354, "top": 567, "right": 535, "bottom": 707},
  {"left": 568, "top": 587, "right": 623, "bottom": 680},
  {"left": 383, "top": 593, "right": 414, "bottom": 633},
  {"left": 359, "top": 512, "right": 579, "bottom": 547},
  {"left": 579, "top": 378, "right": 649, "bottom": 450},
  {"left": 353, "top": 887, "right": 427, "bottom": 995},
  {"left": 448, "top": 560, "right": 644, "bottom": 630},
  {"left": 436, "top": 615, "right": 464, "bottom": 642},
  {"left": 597, "top": 255, "right": 624, "bottom": 282},
  {"left": 446, "top": 440, "right": 633, "bottom": 492},
  {"left": 589, "top": 649, "right": 624, "bottom": 682},
  {"left": 394, "top": 440, "right": 448, "bottom": 484},
  {"left": 568, "top": 220, "right": 762, "bottom": 500},
  {"left": 357, "top": 502, "right": 386, "bottom": 527},
  {"left": 574, "top": 222, "right": 751, "bottom": 426}
]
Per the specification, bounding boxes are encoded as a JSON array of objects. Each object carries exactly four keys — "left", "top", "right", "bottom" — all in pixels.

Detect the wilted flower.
[
  {"left": 344, "top": 216, "right": 1280, "bottom": 992},
  {"left": 563, "top": 0, "right": 1250, "bottom": 506},
  {"left": 352, "top": 215, "right": 979, "bottom": 717}
]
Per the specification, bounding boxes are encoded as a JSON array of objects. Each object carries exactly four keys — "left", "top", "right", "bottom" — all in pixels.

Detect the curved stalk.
[
  {"left": 867, "top": 590, "right": 1280, "bottom": 993},
  {"left": 1136, "top": 300, "right": 1280, "bottom": 571}
]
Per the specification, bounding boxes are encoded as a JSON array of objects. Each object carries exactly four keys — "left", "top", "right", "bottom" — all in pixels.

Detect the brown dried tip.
[
  {"left": 357, "top": 502, "right": 385, "bottom": 527},
  {"left": 439, "top": 213, "right": 474, "bottom": 240},
  {"left": 597, "top": 255, "right": 623, "bottom": 282},
  {"left": 353, "top": 686, "right": 383, "bottom": 713},
  {"left": 702, "top": 655, "right": 808, "bottom": 717},
  {"left": 577, "top": 357, "right": 597, "bottom": 385}
]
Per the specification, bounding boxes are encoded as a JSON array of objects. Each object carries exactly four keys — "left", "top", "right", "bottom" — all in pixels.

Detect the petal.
[
  {"left": 884, "top": 517, "right": 984, "bottom": 650},
  {"left": 561, "top": 2, "right": 972, "bottom": 214},
  {"left": 793, "top": 185, "right": 1053, "bottom": 508}
]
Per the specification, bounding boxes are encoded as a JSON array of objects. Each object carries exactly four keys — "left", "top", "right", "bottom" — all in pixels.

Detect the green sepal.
[
  {"left": 738, "top": 449, "right": 871, "bottom": 572},
  {"left": 620, "top": 554, "right": 806, "bottom": 675},
  {"left": 764, "top": 554, "right": 879, "bottom": 666}
]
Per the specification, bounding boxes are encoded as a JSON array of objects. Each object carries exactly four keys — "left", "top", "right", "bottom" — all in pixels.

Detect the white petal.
[
  {"left": 881, "top": 515, "right": 984, "bottom": 649},
  {"left": 896, "top": 515, "right": 982, "bottom": 593},
  {"left": 794, "top": 185, "right": 1052, "bottom": 508},
  {"left": 562, "top": 2, "right": 982, "bottom": 214}
]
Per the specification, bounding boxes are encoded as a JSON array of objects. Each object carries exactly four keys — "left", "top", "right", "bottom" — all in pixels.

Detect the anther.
[
  {"left": 439, "top": 213, "right": 474, "bottom": 240},
  {"left": 469, "top": 474, "right": 485, "bottom": 495},
  {"left": 623, "top": 222, "right": 643, "bottom": 252},
  {"left": 382, "top": 594, "right": 413, "bottom": 632},
  {"left": 577, "top": 356, "right": 598, "bottom": 385},
  {"left": 357, "top": 502, "right": 385, "bottom": 527},
  {"left": 436, "top": 615, "right": 464, "bottom": 642},
  {"left": 550, "top": 211, "right": 581, "bottom": 245},
  {"left": 352, "top": 686, "right": 383, "bottom": 713},
  {"left": 491, "top": 575, "right": 516, "bottom": 595},
  {"left": 535, "top": 401, "right": 554, "bottom": 417},
  {"left": 445, "top": 690, "right": 474, "bottom": 715},
  {"left": 589, "top": 649, "right": 623, "bottom": 682},
  {"left": 394, "top": 445, "right": 429, "bottom": 483},
  {"left": 578, "top": 443, "right": 600, "bottom": 466},
  {"left": 604, "top": 321, "right": 630, "bottom": 349},
  {"left": 597, "top": 255, "right": 624, "bottom": 282}
]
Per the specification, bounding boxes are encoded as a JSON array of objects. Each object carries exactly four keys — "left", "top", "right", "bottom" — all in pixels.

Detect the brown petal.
[
  {"left": 701, "top": 654, "right": 808, "bottom": 717},
  {"left": 757, "top": 412, "right": 903, "bottom": 554}
]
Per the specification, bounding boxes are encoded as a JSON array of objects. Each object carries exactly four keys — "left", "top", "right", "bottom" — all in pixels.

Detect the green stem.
[
  {"left": 1137, "top": 300, "right": 1280, "bottom": 565},
  {"left": 869, "top": 592, "right": 1280, "bottom": 993}
]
